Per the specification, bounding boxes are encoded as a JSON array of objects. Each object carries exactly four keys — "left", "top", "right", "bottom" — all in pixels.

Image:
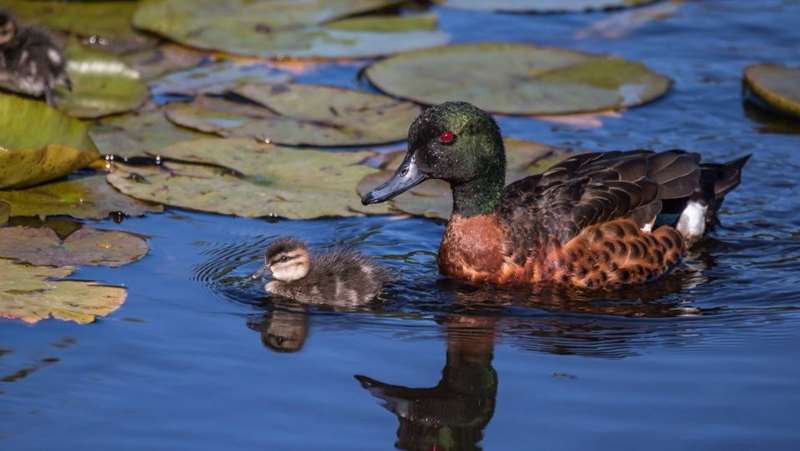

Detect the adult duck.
[{"left": 361, "top": 102, "right": 749, "bottom": 289}]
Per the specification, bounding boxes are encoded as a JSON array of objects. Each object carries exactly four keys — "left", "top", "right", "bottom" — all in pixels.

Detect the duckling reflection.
[
  {"left": 356, "top": 315, "right": 499, "bottom": 451},
  {"left": 0, "top": 11, "right": 71, "bottom": 104},
  {"left": 246, "top": 301, "right": 309, "bottom": 353},
  {"left": 254, "top": 237, "right": 389, "bottom": 306}
]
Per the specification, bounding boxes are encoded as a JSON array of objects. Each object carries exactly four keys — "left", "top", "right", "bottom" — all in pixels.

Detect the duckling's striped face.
[
  {"left": 266, "top": 241, "right": 310, "bottom": 282},
  {"left": 0, "top": 13, "right": 17, "bottom": 46}
]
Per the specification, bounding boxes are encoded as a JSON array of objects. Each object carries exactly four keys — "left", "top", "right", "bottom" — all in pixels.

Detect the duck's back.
[{"left": 292, "top": 250, "right": 388, "bottom": 306}]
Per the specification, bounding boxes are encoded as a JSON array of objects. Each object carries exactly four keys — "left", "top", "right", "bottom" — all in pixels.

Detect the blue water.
[{"left": 3, "top": 1, "right": 800, "bottom": 449}]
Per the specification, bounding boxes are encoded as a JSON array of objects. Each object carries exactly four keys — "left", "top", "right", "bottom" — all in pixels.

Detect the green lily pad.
[
  {"left": 366, "top": 42, "right": 671, "bottom": 115},
  {"left": 165, "top": 83, "right": 420, "bottom": 146},
  {"left": 435, "top": 0, "right": 656, "bottom": 12},
  {"left": 0, "top": 259, "right": 126, "bottom": 324},
  {"left": 90, "top": 110, "right": 210, "bottom": 159},
  {"left": 357, "top": 138, "right": 570, "bottom": 219},
  {"left": 0, "top": 175, "right": 163, "bottom": 220},
  {"left": 0, "top": 201, "right": 8, "bottom": 226},
  {"left": 150, "top": 62, "right": 292, "bottom": 98},
  {"left": 0, "top": 0, "right": 156, "bottom": 53},
  {"left": 0, "top": 226, "right": 149, "bottom": 267},
  {"left": 124, "top": 44, "right": 208, "bottom": 81},
  {"left": 0, "top": 93, "right": 98, "bottom": 189},
  {"left": 107, "top": 137, "right": 390, "bottom": 218},
  {"left": 133, "top": 0, "right": 448, "bottom": 59},
  {"left": 54, "top": 43, "right": 149, "bottom": 119},
  {"left": 743, "top": 64, "right": 800, "bottom": 119}
]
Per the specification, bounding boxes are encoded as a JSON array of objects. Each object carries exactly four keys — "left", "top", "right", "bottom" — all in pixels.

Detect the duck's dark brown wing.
[{"left": 499, "top": 149, "right": 718, "bottom": 243}]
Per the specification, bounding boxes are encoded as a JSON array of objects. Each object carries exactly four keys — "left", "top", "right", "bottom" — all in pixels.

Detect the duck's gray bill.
[
  {"left": 250, "top": 266, "right": 272, "bottom": 280},
  {"left": 361, "top": 153, "right": 426, "bottom": 205}
]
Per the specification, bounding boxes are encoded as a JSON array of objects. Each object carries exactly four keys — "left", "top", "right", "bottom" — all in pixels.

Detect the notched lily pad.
[
  {"left": 0, "top": 175, "right": 163, "bottom": 220},
  {"left": 436, "top": 0, "right": 656, "bottom": 13},
  {"left": 54, "top": 43, "right": 149, "bottom": 119},
  {"left": 107, "top": 137, "right": 390, "bottom": 218},
  {"left": 0, "top": 259, "right": 126, "bottom": 325},
  {"left": 150, "top": 62, "right": 292, "bottom": 99},
  {"left": 358, "top": 138, "right": 570, "bottom": 219},
  {"left": 133, "top": 0, "right": 447, "bottom": 59},
  {"left": 166, "top": 84, "right": 420, "bottom": 146},
  {"left": 366, "top": 42, "right": 671, "bottom": 115},
  {"left": 743, "top": 64, "right": 800, "bottom": 119},
  {"left": 90, "top": 110, "right": 210, "bottom": 159},
  {"left": 0, "top": 226, "right": 149, "bottom": 267},
  {"left": 0, "top": 93, "right": 98, "bottom": 189}
]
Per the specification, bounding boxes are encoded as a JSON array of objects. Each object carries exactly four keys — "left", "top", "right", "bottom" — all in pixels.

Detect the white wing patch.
[{"left": 676, "top": 200, "right": 708, "bottom": 241}]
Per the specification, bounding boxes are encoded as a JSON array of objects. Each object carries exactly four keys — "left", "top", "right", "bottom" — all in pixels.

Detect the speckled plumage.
[
  {"left": 261, "top": 237, "right": 388, "bottom": 306},
  {"left": 362, "top": 102, "right": 750, "bottom": 290}
]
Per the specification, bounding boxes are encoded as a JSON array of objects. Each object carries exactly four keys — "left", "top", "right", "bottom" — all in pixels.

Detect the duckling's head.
[
  {"left": 0, "top": 11, "right": 17, "bottom": 46},
  {"left": 362, "top": 101, "right": 505, "bottom": 207},
  {"left": 263, "top": 237, "right": 311, "bottom": 282}
]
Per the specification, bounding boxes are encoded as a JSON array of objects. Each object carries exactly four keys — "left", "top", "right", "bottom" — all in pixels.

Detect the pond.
[{"left": 2, "top": 1, "right": 800, "bottom": 449}]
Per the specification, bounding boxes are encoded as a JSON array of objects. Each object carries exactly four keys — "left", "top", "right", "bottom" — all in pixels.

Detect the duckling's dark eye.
[{"left": 438, "top": 130, "right": 455, "bottom": 145}]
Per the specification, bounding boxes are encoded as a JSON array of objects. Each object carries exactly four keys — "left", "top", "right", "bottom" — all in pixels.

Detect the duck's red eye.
[{"left": 438, "top": 130, "right": 454, "bottom": 144}]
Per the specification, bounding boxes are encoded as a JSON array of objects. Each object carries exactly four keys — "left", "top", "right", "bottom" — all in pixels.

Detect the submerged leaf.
[
  {"left": 358, "top": 138, "right": 570, "bottom": 219},
  {"left": 90, "top": 110, "right": 210, "bottom": 159},
  {"left": 0, "top": 175, "right": 163, "bottom": 220},
  {"left": 0, "top": 93, "right": 98, "bottom": 189},
  {"left": 436, "top": 0, "right": 656, "bottom": 13},
  {"left": 107, "top": 138, "right": 390, "bottom": 218},
  {"left": 366, "top": 42, "right": 671, "bottom": 115},
  {"left": 0, "top": 259, "right": 126, "bottom": 325},
  {"left": 0, "top": 226, "right": 149, "bottom": 267},
  {"left": 54, "top": 43, "right": 149, "bottom": 119},
  {"left": 166, "top": 84, "right": 420, "bottom": 146},
  {"left": 743, "top": 64, "right": 800, "bottom": 119},
  {"left": 133, "top": 1, "right": 447, "bottom": 58},
  {"left": 150, "top": 62, "right": 292, "bottom": 99},
  {"left": 124, "top": 44, "right": 208, "bottom": 81}
]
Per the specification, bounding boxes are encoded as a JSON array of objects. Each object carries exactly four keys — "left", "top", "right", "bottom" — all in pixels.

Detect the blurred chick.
[{"left": 0, "top": 10, "right": 71, "bottom": 104}]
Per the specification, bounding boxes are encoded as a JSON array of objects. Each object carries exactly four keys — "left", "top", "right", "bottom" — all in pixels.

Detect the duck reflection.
[
  {"left": 356, "top": 315, "right": 499, "bottom": 451},
  {"left": 246, "top": 300, "right": 309, "bottom": 353}
]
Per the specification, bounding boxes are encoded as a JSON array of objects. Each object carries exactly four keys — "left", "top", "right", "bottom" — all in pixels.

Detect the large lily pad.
[
  {"left": 0, "top": 93, "right": 98, "bottom": 189},
  {"left": 90, "top": 110, "right": 210, "bottom": 159},
  {"left": 0, "top": 0, "right": 156, "bottom": 53},
  {"left": 133, "top": 0, "right": 448, "bottom": 59},
  {"left": 0, "top": 201, "right": 8, "bottom": 226},
  {"left": 165, "top": 84, "right": 420, "bottom": 146},
  {"left": 0, "top": 175, "right": 163, "bottom": 220},
  {"left": 366, "top": 42, "right": 671, "bottom": 115},
  {"left": 743, "top": 64, "right": 800, "bottom": 119},
  {"left": 357, "top": 138, "right": 570, "bottom": 219},
  {"left": 108, "top": 138, "right": 390, "bottom": 218},
  {"left": 150, "top": 62, "right": 291, "bottom": 99},
  {"left": 0, "top": 226, "right": 148, "bottom": 267},
  {"left": 0, "top": 259, "right": 126, "bottom": 325},
  {"left": 436, "top": 0, "right": 656, "bottom": 12},
  {"left": 54, "top": 44, "right": 149, "bottom": 119}
]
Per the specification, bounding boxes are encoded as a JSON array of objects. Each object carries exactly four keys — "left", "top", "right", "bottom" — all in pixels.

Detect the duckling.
[
  {"left": 0, "top": 11, "right": 71, "bottom": 104},
  {"left": 253, "top": 237, "right": 388, "bottom": 306},
  {"left": 362, "top": 101, "right": 750, "bottom": 290}
]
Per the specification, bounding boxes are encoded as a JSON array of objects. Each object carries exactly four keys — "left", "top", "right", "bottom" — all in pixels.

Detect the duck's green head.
[{"left": 361, "top": 101, "right": 506, "bottom": 216}]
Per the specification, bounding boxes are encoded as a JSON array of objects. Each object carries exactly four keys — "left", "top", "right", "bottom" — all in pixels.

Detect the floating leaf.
[
  {"left": 0, "top": 175, "right": 163, "bottom": 220},
  {"left": 435, "top": 0, "right": 656, "bottom": 13},
  {"left": 366, "top": 42, "right": 671, "bottom": 115},
  {"left": 0, "top": 259, "right": 126, "bottom": 324},
  {"left": 0, "top": 226, "right": 148, "bottom": 267},
  {"left": 743, "top": 64, "right": 800, "bottom": 119},
  {"left": 0, "top": 0, "right": 156, "bottom": 53},
  {"left": 124, "top": 44, "right": 208, "bottom": 81},
  {"left": 0, "top": 201, "right": 8, "bottom": 226},
  {"left": 133, "top": 0, "right": 448, "bottom": 59},
  {"left": 357, "top": 138, "right": 570, "bottom": 219},
  {"left": 150, "top": 62, "right": 292, "bottom": 99},
  {"left": 0, "top": 93, "right": 98, "bottom": 189},
  {"left": 90, "top": 110, "right": 210, "bottom": 159},
  {"left": 165, "top": 83, "right": 420, "bottom": 146},
  {"left": 108, "top": 138, "right": 390, "bottom": 218},
  {"left": 574, "top": 1, "right": 684, "bottom": 39},
  {"left": 54, "top": 43, "right": 149, "bottom": 119}
]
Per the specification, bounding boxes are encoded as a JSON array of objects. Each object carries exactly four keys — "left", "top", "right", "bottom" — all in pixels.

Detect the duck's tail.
[{"left": 700, "top": 154, "right": 751, "bottom": 225}]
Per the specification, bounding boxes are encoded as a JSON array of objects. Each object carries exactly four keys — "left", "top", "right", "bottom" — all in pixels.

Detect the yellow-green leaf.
[{"left": 743, "top": 64, "right": 800, "bottom": 119}]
